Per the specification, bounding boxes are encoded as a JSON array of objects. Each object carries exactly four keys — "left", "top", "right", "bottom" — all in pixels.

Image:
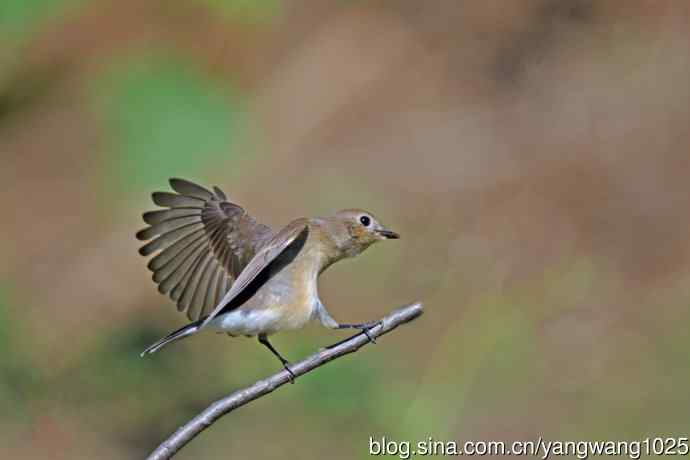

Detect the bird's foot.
[
  {"left": 361, "top": 320, "right": 382, "bottom": 343},
  {"left": 338, "top": 320, "right": 382, "bottom": 344},
  {"left": 282, "top": 362, "right": 296, "bottom": 384}
]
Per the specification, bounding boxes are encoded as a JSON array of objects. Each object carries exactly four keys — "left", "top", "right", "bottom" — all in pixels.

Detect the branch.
[{"left": 146, "top": 302, "right": 424, "bottom": 460}]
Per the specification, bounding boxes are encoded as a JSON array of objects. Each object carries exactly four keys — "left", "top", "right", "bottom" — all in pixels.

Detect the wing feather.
[
  {"left": 178, "top": 248, "right": 212, "bottom": 312},
  {"left": 139, "top": 223, "right": 205, "bottom": 256},
  {"left": 135, "top": 215, "right": 201, "bottom": 241},
  {"left": 152, "top": 192, "right": 205, "bottom": 208},
  {"left": 169, "top": 178, "right": 215, "bottom": 200},
  {"left": 186, "top": 250, "right": 215, "bottom": 319},
  {"left": 153, "top": 237, "right": 208, "bottom": 284},
  {"left": 143, "top": 208, "right": 198, "bottom": 225},
  {"left": 147, "top": 229, "right": 206, "bottom": 271},
  {"left": 137, "top": 178, "right": 274, "bottom": 320}
]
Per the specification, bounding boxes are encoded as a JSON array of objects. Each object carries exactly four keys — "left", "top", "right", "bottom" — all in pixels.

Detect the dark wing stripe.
[{"left": 169, "top": 178, "right": 214, "bottom": 200}]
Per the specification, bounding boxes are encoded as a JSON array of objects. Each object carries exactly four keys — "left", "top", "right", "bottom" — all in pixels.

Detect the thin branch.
[{"left": 146, "top": 302, "right": 424, "bottom": 460}]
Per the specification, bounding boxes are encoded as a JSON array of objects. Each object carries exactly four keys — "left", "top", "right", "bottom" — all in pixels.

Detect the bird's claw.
[
  {"left": 283, "top": 363, "right": 296, "bottom": 384},
  {"left": 359, "top": 320, "right": 382, "bottom": 344},
  {"left": 333, "top": 320, "right": 383, "bottom": 345},
  {"left": 361, "top": 327, "right": 375, "bottom": 343}
]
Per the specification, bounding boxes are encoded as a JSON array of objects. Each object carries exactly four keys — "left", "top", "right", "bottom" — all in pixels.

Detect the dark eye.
[{"left": 359, "top": 215, "right": 371, "bottom": 226}]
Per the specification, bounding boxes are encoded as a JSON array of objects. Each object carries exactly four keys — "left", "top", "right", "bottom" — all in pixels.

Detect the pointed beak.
[{"left": 377, "top": 229, "right": 400, "bottom": 239}]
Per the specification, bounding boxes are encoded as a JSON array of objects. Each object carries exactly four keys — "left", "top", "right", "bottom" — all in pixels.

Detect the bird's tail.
[{"left": 140, "top": 319, "right": 202, "bottom": 357}]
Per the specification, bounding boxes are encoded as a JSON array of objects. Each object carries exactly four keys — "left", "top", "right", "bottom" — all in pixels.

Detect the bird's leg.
[
  {"left": 316, "top": 301, "right": 381, "bottom": 344},
  {"left": 258, "top": 334, "right": 295, "bottom": 383}
]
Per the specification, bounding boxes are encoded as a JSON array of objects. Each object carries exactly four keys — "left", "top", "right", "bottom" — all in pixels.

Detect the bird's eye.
[{"left": 359, "top": 215, "right": 371, "bottom": 226}]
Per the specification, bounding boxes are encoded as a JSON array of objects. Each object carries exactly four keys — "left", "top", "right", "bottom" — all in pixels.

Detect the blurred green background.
[{"left": 1, "top": 1, "right": 689, "bottom": 458}]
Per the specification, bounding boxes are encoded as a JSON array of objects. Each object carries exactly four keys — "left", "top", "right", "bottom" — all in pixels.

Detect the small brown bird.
[{"left": 137, "top": 178, "right": 399, "bottom": 380}]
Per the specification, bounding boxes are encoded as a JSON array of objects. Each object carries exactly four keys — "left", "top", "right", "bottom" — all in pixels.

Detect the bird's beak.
[{"left": 376, "top": 229, "right": 400, "bottom": 239}]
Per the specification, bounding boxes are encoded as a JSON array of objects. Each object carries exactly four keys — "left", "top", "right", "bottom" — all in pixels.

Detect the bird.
[{"left": 136, "top": 178, "right": 399, "bottom": 380}]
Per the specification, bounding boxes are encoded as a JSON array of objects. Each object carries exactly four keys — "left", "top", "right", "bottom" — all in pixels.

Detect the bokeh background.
[{"left": 1, "top": 1, "right": 689, "bottom": 458}]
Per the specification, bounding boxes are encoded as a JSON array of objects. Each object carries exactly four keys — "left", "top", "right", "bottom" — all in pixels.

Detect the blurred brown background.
[{"left": 1, "top": 1, "right": 689, "bottom": 458}]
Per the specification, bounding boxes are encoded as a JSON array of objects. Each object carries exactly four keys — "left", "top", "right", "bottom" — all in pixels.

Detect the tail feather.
[{"left": 140, "top": 320, "right": 201, "bottom": 357}]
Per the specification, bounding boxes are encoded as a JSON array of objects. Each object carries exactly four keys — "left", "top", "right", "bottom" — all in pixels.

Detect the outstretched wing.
[
  {"left": 136, "top": 178, "right": 274, "bottom": 320},
  {"left": 200, "top": 220, "right": 310, "bottom": 329}
]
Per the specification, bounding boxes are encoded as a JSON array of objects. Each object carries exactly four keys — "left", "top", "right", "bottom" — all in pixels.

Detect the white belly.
[
  {"left": 207, "top": 299, "right": 317, "bottom": 337},
  {"left": 209, "top": 308, "right": 284, "bottom": 336}
]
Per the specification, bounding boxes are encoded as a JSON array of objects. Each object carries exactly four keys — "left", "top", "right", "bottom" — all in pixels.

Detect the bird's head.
[{"left": 328, "top": 208, "right": 399, "bottom": 258}]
